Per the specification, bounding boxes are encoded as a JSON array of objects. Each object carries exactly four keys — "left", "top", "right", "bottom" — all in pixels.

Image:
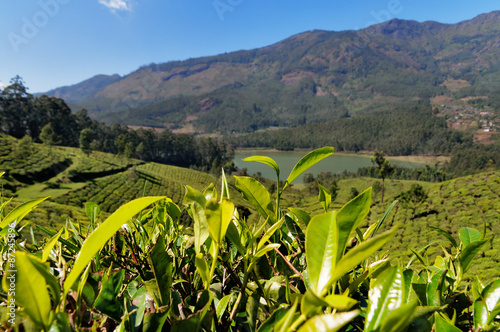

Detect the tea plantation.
[{"left": 1, "top": 133, "right": 499, "bottom": 284}]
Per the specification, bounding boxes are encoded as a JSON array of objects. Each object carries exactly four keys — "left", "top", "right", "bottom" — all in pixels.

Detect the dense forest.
[
  {"left": 0, "top": 77, "right": 233, "bottom": 171},
  {"left": 226, "top": 100, "right": 467, "bottom": 154}
]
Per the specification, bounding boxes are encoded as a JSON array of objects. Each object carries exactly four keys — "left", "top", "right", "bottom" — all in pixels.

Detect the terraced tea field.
[
  {"left": 292, "top": 173, "right": 500, "bottom": 283},
  {"left": 1, "top": 133, "right": 499, "bottom": 282}
]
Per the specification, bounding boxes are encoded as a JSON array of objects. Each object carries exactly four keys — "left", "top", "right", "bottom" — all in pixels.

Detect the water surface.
[{"left": 234, "top": 150, "right": 423, "bottom": 184}]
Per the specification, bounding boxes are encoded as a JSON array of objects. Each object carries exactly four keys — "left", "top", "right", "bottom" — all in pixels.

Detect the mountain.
[
  {"left": 40, "top": 11, "right": 500, "bottom": 134},
  {"left": 40, "top": 74, "right": 122, "bottom": 103}
]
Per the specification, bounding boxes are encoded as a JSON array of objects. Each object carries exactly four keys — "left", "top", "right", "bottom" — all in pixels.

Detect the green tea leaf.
[
  {"left": 306, "top": 211, "right": 339, "bottom": 294},
  {"left": 474, "top": 300, "right": 488, "bottom": 330},
  {"left": 85, "top": 202, "right": 100, "bottom": 222},
  {"left": 429, "top": 226, "right": 458, "bottom": 248},
  {"left": 0, "top": 196, "right": 49, "bottom": 228},
  {"left": 275, "top": 298, "right": 299, "bottom": 332},
  {"left": 4, "top": 252, "right": 52, "bottom": 330},
  {"left": 459, "top": 239, "right": 488, "bottom": 273},
  {"left": 283, "top": 147, "right": 335, "bottom": 191},
  {"left": 336, "top": 187, "right": 371, "bottom": 259},
  {"left": 64, "top": 196, "right": 165, "bottom": 294},
  {"left": 205, "top": 198, "right": 235, "bottom": 244},
  {"left": 365, "top": 265, "right": 404, "bottom": 332},
  {"left": 195, "top": 253, "right": 211, "bottom": 290},
  {"left": 427, "top": 270, "right": 447, "bottom": 307},
  {"left": 370, "top": 199, "right": 398, "bottom": 238},
  {"left": 149, "top": 236, "right": 172, "bottom": 306},
  {"left": 329, "top": 227, "right": 397, "bottom": 294},
  {"left": 42, "top": 228, "right": 63, "bottom": 262},
  {"left": 318, "top": 183, "right": 331, "bottom": 212},
  {"left": 183, "top": 185, "right": 206, "bottom": 206},
  {"left": 244, "top": 156, "right": 280, "bottom": 180},
  {"left": 255, "top": 243, "right": 281, "bottom": 259},
  {"left": 434, "top": 312, "right": 462, "bottom": 331},
  {"left": 288, "top": 208, "right": 311, "bottom": 233},
  {"left": 94, "top": 270, "right": 125, "bottom": 322},
  {"left": 323, "top": 295, "right": 358, "bottom": 312},
  {"left": 257, "top": 217, "right": 285, "bottom": 251},
  {"left": 297, "top": 310, "right": 360, "bottom": 332},
  {"left": 220, "top": 168, "right": 230, "bottom": 201},
  {"left": 459, "top": 227, "right": 482, "bottom": 246},
  {"left": 380, "top": 301, "right": 418, "bottom": 332},
  {"left": 216, "top": 294, "right": 231, "bottom": 323},
  {"left": 234, "top": 176, "right": 274, "bottom": 221},
  {"left": 482, "top": 279, "right": 500, "bottom": 324}
]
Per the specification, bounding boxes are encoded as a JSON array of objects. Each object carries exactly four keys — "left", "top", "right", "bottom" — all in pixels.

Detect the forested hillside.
[
  {"left": 40, "top": 11, "right": 500, "bottom": 137},
  {"left": 0, "top": 78, "right": 233, "bottom": 171}
]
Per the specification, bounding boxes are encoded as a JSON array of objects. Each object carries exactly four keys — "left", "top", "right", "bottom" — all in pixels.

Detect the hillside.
[
  {"left": 291, "top": 171, "right": 500, "bottom": 283},
  {"left": 1, "top": 134, "right": 499, "bottom": 283},
  {"left": 40, "top": 11, "right": 500, "bottom": 136},
  {"left": 0, "top": 134, "right": 248, "bottom": 229}
]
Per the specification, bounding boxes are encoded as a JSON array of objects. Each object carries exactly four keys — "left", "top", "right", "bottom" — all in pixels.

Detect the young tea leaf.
[
  {"left": 459, "top": 227, "right": 482, "bottom": 246},
  {"left": 64, "top": 196, "right": 165, "bottom": 295},
  {"left": 283, "top": 147, "right": 335, "bottom": 191}
]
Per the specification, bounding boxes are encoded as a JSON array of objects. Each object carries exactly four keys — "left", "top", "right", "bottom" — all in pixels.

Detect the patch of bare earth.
[{"left": 473, "top": 130, "right": 498, "bottom": 145}]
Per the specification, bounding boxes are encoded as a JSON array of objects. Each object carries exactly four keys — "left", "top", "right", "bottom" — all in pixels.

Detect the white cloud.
[
  {"left": 0, "top": 82, "right": 6, "bottom": 90},
  {"left": 98, "top": 0, "right": 131, "bottom": 12}
]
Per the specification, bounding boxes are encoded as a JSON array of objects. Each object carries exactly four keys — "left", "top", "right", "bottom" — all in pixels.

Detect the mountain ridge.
[{"left": 39, "top": 10, "right": 500, "bottom": 134}]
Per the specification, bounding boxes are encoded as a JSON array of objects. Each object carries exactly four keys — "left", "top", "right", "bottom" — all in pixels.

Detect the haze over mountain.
[{"left": 41, "top": 11, "right": 500, "bottom": 134}]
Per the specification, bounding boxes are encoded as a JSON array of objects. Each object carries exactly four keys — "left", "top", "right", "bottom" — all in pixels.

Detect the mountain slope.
[{"left": 40, "top": 11, "right": 500, "bottom": 134}]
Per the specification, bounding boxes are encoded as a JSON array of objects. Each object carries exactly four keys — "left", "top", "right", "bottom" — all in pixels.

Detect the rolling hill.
[
  {"left": 40, "top": 11, "right": 500, "bottom": 135},
  {"left": 1, "top": 133, "right": 499, "bottom": 283}
]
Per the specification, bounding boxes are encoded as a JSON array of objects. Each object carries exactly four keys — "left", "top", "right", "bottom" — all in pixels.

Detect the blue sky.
[{"left": 0, "top": 0, "right": 499, "bottom": 93}]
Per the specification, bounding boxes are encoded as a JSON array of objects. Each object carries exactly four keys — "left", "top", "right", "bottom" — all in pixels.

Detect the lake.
[{"left": 234, "top": 150, "right": 425, "bottom": 184}]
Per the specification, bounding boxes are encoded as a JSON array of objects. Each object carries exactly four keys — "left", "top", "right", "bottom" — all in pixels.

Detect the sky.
[{"left": 0, "top": 0, "right": 499, "bottom": 93}]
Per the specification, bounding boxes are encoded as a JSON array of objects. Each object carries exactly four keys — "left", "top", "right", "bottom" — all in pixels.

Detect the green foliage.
[{"left": 1, "top": 149, "right": 499, "bottom": 331}]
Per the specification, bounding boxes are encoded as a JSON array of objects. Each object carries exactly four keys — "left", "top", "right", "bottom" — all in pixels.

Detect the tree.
[
  {"left": 79, "top": 128, "right": 93, "bottom": 155},
  {"left": 135, "top": 142, "right": 144, "bottom": 161},
  {"left": 371, "top": 150, "right": 394, "bottom": 203},
  {"left": 39, "top": 123, "right": 59, "bottom": 146},
  {"left": 0, "top": 76, "right": 34, "bottom": 138}
]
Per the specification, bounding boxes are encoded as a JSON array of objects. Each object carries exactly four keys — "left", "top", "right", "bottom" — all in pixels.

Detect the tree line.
[{"left": 0, "top": 76, "right": 233, "bottom": 171}]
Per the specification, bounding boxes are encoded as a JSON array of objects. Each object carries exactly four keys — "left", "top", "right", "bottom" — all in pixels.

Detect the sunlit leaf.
[
  {"left": 459, "top": 239, "right": 488, "bottom": 273},
  {"left": 3, "top": 252, "right": 52, "bottom": 330},
  {"left": 283, "top": 147, "right": 335, "bottom": 190},
  {"left": 306, "top": 211, "right": 339, "bottom": 294},
  {"left": 0, "top": 196, "right": 49, "bottom": 228},
  {"left": 195, "top": 253, "right": 211, "bottom": 290},
  {"left": 482, "top": 279, "right": 500, "bottom": 324},
  {"left": 288, "top": 208, "right": 311, "bottom": 233},
  {"left": 244, "top": 155, "right": 280, "bottom": 180},
  {"left": 329, "top": 227, "right": 397, "bottom": 294},
  {"left": 42, "top": 228, "right": 63, "bottom": 262},
  {"left": 297, "top": 310, "right": 360, "bottom": 332},
  {"left": 318, "top": 183, "right": 331, "bottom": 212},
  {"left": 336, "top": 187, "right": 371, "bottom": 259},
  {"left": 234, "top": 176, "right": 274, "bottom": 221},
  {"left": 216, "top": 294, "right": 231, "bottom": 323},
  {"left": 257, "top": 217, "right": 285, "bottom": 250},
  {"left": 205, "top": 198, "right": 235, "bottom": 244},
  {"left": 254, "top": 243, "right": 281, "bottom": 259},
  {"left": 380, "top": 300, "right": 418, "bottom": 332},
  {"left": 459, "top": 227, "right": 482, "bottom": 246},
  {"left": 64, "top": 196, "right": 165, "bottom": 294},
  {"left": 365, "top": 265, "right": 404, "bottom": 332}
]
